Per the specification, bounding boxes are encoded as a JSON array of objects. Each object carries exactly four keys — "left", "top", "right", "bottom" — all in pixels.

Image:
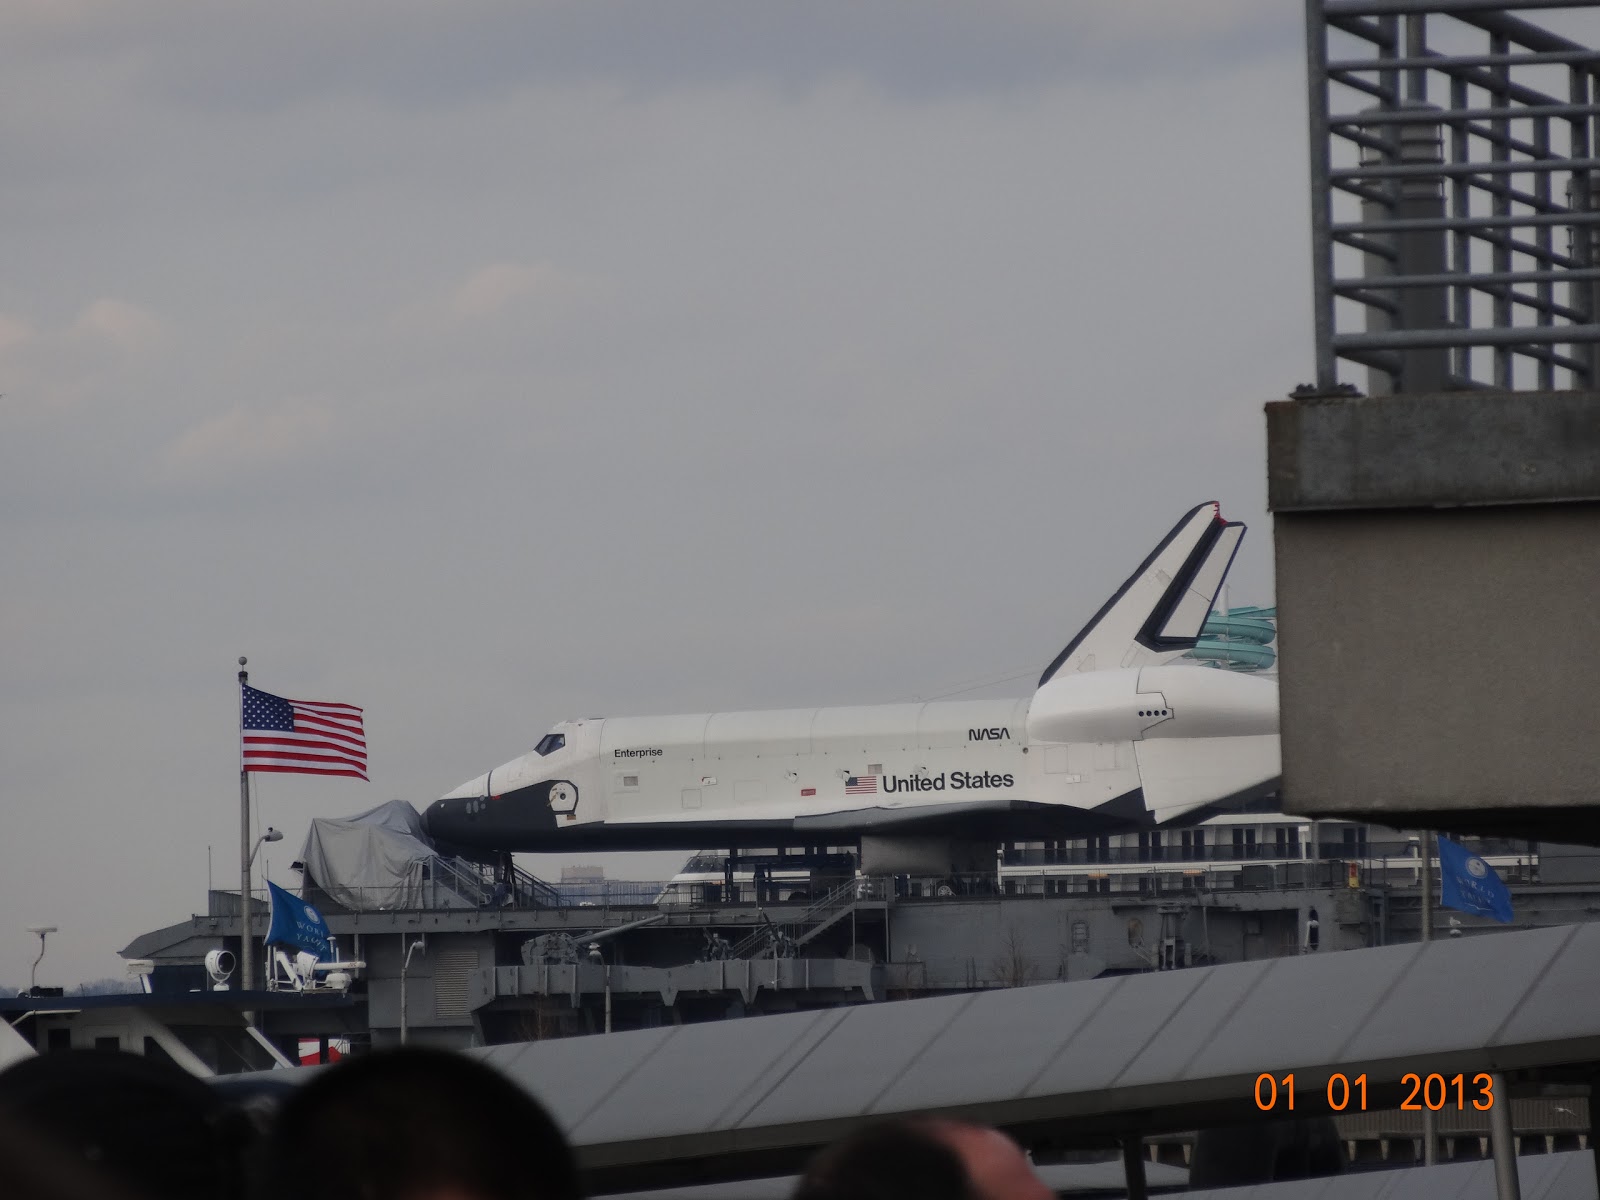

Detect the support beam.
[
  {"left": 1121, "top": 1135, "right": 1148, "bottom": 1200},
  {"left": 1488, "top": 1072, "right": 1521, "bottom": 1200},
  {"left": 244, "top": 1025, "right": 293, "bottom": 1070},
  {"left": 127, "top": 1012, "right": 214, "bottom": 1080}
]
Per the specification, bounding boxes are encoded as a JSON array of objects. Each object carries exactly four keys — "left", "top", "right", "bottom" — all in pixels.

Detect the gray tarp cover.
[{"left": 299, "top": 800, "right": 436, "bottom": 911}]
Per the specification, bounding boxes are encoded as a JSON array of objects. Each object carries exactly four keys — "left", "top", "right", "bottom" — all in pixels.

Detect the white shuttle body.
[{"left": 424, "top": 504, "right": 1280, "bottom": 857}]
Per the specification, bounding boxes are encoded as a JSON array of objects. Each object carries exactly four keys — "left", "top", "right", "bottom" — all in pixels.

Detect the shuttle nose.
[
  {"left": 422, "top": 793, "right": 494, "bottom": 853},
  {"left": 421, "top": 797, "right": 455, "bottom": 846},
  {"left": 420, "top": 777, "right": 564, "bottom": 853}
]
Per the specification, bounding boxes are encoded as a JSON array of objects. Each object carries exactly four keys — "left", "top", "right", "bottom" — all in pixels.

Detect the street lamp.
[
  {"left": 239, "top": 826, "right": 284, "bottom": 1006},
  {"left": 250, "top": 827, "right": 283, "bottom": 865},
  {"left": 399, "top": 938, "right": 425, "bottom": 1046},
  {"left": 26, "top": 926, "right": 57, "bottom": 995}
]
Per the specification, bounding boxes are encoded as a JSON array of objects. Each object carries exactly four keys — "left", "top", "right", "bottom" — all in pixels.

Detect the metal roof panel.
[
  {"left": 871, "top": 972, "right": 1124, "bottom": 1112},
  {"left": 1025, "top": 968, "right": 1209, "bottom": 1097},
  {"left": 478, "top": 1026, "right": 674, "bottom": 1135},
  {"left": 736, "top": 991, "right": 976, "bottom": 1128},
  {"left": 1183, "top": 942, "right": 1418, "bottom": 1080},
  {"left": 462, "top": 929, "right": 1600, "bottom": 1184},
  {"left": 1118, "top": 957, "right": 1277, "bottom": 1086},
  {"left": 575, "top": 1007, "right": 845, "bottom": 1144},
  {"left": 1344, "top": 926, "right": 1573, "bottom": 1063},
  {"left": 1492, "top": 922, "right": 1600, "bottom": 1049}
]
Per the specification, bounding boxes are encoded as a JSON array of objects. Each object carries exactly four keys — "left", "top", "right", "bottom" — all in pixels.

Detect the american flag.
[
  {"left": 298, "top": 1037, "right": 349, "bottom": 1066},
  {"left": 845, "top": 775, "right": 878, "bottom": 795},
  {"left": 242, "top": 684, "right": 367, "bottom": 779}
]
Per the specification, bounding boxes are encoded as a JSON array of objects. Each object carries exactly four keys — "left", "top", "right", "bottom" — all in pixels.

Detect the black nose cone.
[
  {"left": 421, "top": 796, "right": 480, "bottom": 852},
  {"left": 420, "top": 798, "right": 448, "bottom": 844},
  {"left": 419, "top": 785, "right": 560, "bottom": 854}
]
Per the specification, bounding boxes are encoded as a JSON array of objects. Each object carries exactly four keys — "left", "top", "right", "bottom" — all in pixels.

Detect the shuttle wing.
[
  {"left": 1134, "top": 734, "right": 1281, "bottom": 824},
  {"left": 597, "top": 799, "right": 1041, "bottom": 834},
  {"left": 1038, "top": 502, "right": 1245, "bottom": 684},
  {"left": 794, "top": 799, "right": 1035, "bottom": 833},
  {"left": 794, "top": 798, "right": 1103, "bottom": 841},
  {"left": 566, "top": 797, "right": 1099, "bottom": 843}
]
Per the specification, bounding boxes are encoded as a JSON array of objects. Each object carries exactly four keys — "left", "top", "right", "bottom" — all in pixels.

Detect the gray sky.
[{"left": 1, "top": 0, "right": 1314, "bottom": 988}]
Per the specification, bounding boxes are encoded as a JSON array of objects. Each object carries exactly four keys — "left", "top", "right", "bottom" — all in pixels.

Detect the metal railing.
[
  {"left": 561, "top": 880, "right": 689, "bottom": 908},
  {"left": 1306, "top": 0, "right": 1600, "bottom": 392},
  {"left": 998, "top": 857, "right": 1541, "bottom": 897},
  {"left": 211, "top": 860, "right": 566, "bottom": 918},
  {"left": 724, "top": 879, "right": 863, "bottom": 959},
  {"left": 204, "top": 837, "right": 1546, "bottom": 922},
  {"left": 1005, "top": 837, "right": 1534, "bottom": 867},
  {"left": 1006, "top": 844, "right": 1313, "bottom": 866},
  {"left": 428, "top": 856, "right": 564, "bottom": 909}
]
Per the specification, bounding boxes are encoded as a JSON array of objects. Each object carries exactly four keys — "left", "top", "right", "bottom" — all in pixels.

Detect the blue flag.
[
  {"left": 266, "top": 880, "right": 333, "bottom": 961},
  {"left": 1436, "top": 835, "right": 1514, "bottom": 924}
]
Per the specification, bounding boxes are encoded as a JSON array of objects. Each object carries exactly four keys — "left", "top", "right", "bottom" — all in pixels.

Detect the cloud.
[
  {"left": 0, "top": 312, "right": 34, "bottom": 352},
  {"left": 449, "top": 261, "right": 553, "bottom": 321},
  {"left": 0, "top": 0, "right": 1300, "bottom": 118},
  {"left": 381, "top": 260, "right": 600, "bottom": 347},
  {"left": 162, "top": 396, "right": 336, "bottom": 480},
  {"left": 72, "top": 297, "right": 166, "bottom": 353},
  {"left": 0, "top": 299, "right": 166, "bottom": 423},
  {"left": 0, "top": 297, "right": 165, "bottom": 363}
]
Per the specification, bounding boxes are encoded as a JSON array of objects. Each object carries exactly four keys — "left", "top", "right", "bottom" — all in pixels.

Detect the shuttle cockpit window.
[{"left": 534, "top": 733, "right": 566, "bottom": 756}]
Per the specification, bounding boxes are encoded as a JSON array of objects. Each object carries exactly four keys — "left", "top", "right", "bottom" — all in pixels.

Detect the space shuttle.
[{"left": 423, "top": 503, "right": 1280, "bottom": 870}]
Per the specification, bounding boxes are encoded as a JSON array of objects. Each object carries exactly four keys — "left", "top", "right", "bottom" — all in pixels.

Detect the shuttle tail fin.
[{"left": 1038, "top": 502, "right": 1245, "bottom": 684}]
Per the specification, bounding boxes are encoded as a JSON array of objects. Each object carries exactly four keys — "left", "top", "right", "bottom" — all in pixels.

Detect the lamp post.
[
  {"left": 252, "top": 828, "right": 283, "bottom": 865},
  {"left": 399, "top": 938, "right": 425, "bottom": 1045},
  {"left": 26, "top": 926, "right": 56, "bottom": 996},
  {"left": 241, "top": 824, "right": 283, "bottom": 992},
  {"left": 252, "top": 832, "right": 284, "bottom": 992}
]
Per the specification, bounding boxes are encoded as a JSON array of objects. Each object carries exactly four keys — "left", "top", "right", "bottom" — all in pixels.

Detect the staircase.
[
  {"left": 430, "top": 856, "right": 564, "bottom": 909},
  {"left": 726, "top": 879, "right": 864, "bottom": 959}
]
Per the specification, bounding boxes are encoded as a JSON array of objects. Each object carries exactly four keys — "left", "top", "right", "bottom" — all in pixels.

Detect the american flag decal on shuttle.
[{"left": 845, "top": 775, "right": 878, "bottom": 795}]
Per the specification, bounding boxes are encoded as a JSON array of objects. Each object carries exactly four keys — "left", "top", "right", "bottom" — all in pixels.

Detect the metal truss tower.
[{"left": 1305, "top": 0, "right": 1600, "bottom": 394}]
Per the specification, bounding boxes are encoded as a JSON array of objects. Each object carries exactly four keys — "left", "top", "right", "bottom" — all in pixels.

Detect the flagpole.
[
  {"left": 1419, "top": 829, "right": 1436, "bottom": 1165},
  {"left": 239, "top": 657, "right": 253, "bottom": 1000}
]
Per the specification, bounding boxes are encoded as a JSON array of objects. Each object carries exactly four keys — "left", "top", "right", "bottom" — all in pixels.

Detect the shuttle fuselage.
[
  {"left": 427, "top": 664, "right": 1277, "bottom": 853},
  {"left": 424, "top": 503, "right": 1281, "bottom": 855}
]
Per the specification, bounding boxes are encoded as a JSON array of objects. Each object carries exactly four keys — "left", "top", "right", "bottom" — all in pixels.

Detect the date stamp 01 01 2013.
[{"left": 1254, "top": 1072, "right": 1497, "bottom": 1113}]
